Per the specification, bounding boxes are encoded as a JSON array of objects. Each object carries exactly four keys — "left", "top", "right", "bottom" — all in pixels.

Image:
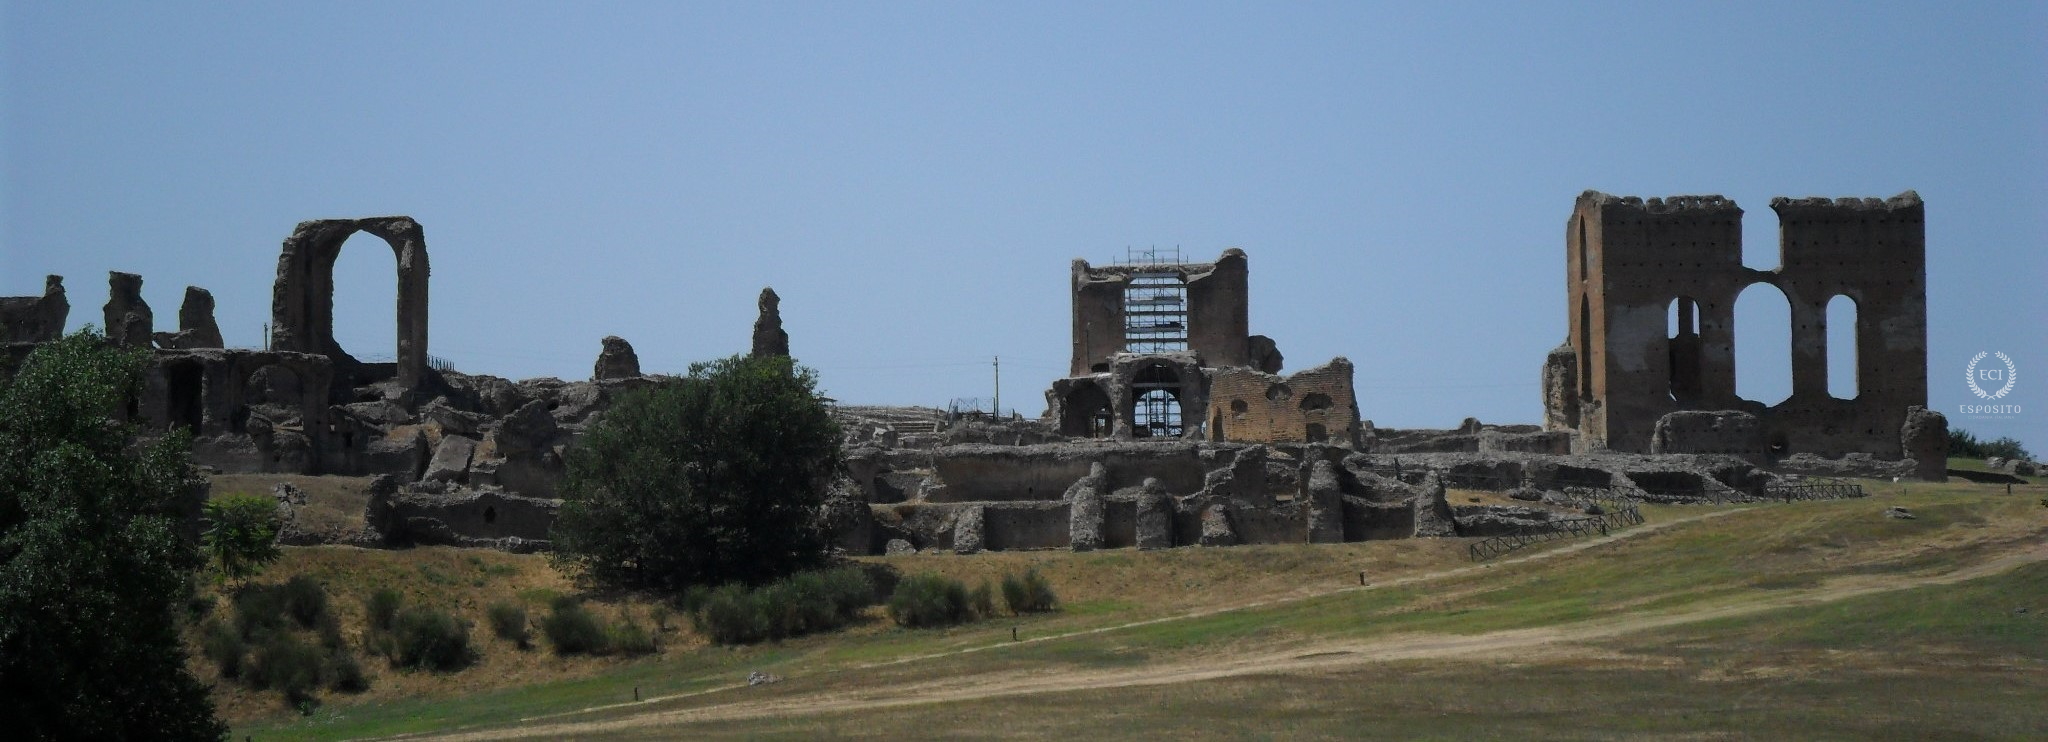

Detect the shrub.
[
  {"left": 1001, "top": 568, "right": 1059, "bottom": 615},
  {"left": 280, "top": 575, "right": 330, "bottom": 629},
  {"left": 325, "top": 648, "right": 367, "bottom": 693},
  {"left": 389, "top": 606, "right": 474, "bottom": 672},
  {"left": 1983, "top": 436, "right": 2033, "bottom": 461},
  {"left": 649, "top": 602, "right": 673, "bottom": 632},
  {"left": 608, "top": 614, "right": 658, "bottom": 656},
  {"left": 200, "top": 619, "right": 247, "bottom": 679},
  {"left": 693, "top": 584, "right": 769, "bottom": 644},
  {"left": 542, "top": 597, "right": 610, "bottom": 655},
  {"left": 690, "top": 567, "right": 878, "bottom": 644},
  {"left": 365, "top": 588, "right": 403, "bottom": 632},
  {"left": 888, "top": 573, "right": 971, "bottom": 628},
  {"left": 968, "top": 580, "right": 996, "bottom": 619},
  {"left": 487, "top": 601, "right": 530, "bottom": 649},
  {"left": 232, "top": 583, "right": 292, "bottom": 640},
  {"left": 247, "top": 633, "right": 325, "bottom": 706},
  {"left": 202, "top": 493, "right": 283, "bottom": 583},
  {"left": 313, "top": 609, "right": 345, "bottom": 651}
]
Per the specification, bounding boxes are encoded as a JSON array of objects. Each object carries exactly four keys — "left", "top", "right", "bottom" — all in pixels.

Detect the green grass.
[{"left": 231, "top": 481, "right": 2047, "bottom": 740}]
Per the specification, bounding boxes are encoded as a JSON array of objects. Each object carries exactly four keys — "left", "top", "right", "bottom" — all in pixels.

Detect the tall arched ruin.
[{"left": 270, "top": 217, "right": 431, "bottom": 392}]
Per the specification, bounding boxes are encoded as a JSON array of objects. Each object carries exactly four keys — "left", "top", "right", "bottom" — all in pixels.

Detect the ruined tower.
[{"left": 1547, "top": 190, "right": 1928, "bottom": 458}]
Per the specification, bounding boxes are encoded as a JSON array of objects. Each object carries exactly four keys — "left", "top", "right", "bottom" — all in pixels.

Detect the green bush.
[
  {"left": 200, "top": 619, "right": 246, "bottom": 679},
  {"left": 487, "top": 601, "right": 530, "bottom": 649},
  {"left": 313, "top": 609, "right": 345, "bottom": 651},
  {"left": 542, "top": 597, "right": 610, "bottom": 655},
  {"left": 280, "top": 575, "right": 330, "bottom": 629},
  {"left": 365, "top": 588, "right": 403, "bottom": 632},
  {"left": 203, "top": 493, "right": 283, "bottom": 583},
  {"left": 1001, "top": 568, "right": 1059, "bottom": 615},
  {"left": 968, "top": 580, "right": 996, "bottom": 619},
  {"left": 649, "top": 602, "right": 673, "bottom": 632},
  {"left": 389, "top": 606, "right": 474, "bottom": 672},
  {"left": 693, "top": 584, "right": 769, "bottom": 644},
  {"left": 608, "top": 614, "right": 658, "bottom": 656},
  {"left": 690, "top": 567, "right": 877, "bottom": 644},
  {"left": 247, "top": 633, "right": 325, "bottom": 706},
  {"left": 888, "top": 573, "right": 971, "bottom": 628},
  {"left": 232, "top": 583, "right": 292, "bottom": 639},
  {"left": 325, "top": 648, "right": 367, "bottom": 693}
]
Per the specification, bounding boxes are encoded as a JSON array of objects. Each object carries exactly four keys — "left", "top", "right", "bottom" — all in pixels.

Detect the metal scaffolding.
[{"left": 1118, "top": 247, "right": 1188, "bottom": 353}]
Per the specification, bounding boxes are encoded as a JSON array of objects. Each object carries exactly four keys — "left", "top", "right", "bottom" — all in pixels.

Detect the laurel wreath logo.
[{"left": 1965, "top": 351, "right": 2017, "bottom": 400}]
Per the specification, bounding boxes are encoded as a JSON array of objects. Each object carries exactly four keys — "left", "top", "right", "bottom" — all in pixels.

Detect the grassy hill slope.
[{"left": 224, "top": 478, "right": 2047, "bottom": 740}]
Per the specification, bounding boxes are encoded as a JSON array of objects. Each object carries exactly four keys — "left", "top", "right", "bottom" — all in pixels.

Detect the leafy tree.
[
  {"left": 551, "top": 353, "right": 842, "bottom": 591},
  {"left": 1950, "top": 428, "right": 2035, "bottom": 461},
  {"left": 0, "top": 329, "right": 227, "bottom": 740},
  {"left": 203, "top": 493, "right": 283, "bottom": 583}
]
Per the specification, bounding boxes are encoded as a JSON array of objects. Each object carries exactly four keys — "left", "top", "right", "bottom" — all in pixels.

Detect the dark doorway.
[{"left": 165, "top": 361, "right": 204, "bottom": 436}]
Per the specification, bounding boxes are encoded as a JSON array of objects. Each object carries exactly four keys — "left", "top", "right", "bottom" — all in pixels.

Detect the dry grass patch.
[
  {"left": 194, "top": 545, "right": 704, "bottom": 724},
  {"left": 210, "top": 473, "right": 376, "bottom": 535}
]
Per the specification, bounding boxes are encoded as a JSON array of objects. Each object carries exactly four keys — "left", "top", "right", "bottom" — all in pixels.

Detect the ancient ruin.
[
  {"left": 271, "top": 217, "right": 432, "bottom": 393},
  {"left": 1044, "top": 249, "right": 1361, "bottom": 445},
  {"left": 0, "top": 188, "right": 1958, "bottom": 556},
  {"left": 752, "top": 287, "right": 788, "bottom": 358},
  {"left": 1542, "top": 190, "right": 1945, "bottom": 478}
]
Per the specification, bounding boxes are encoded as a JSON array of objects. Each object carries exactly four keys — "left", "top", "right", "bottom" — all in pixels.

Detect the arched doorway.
[
  {"left": 1131, "top": 363, "right": 1183, "bottom": 438},
  {"left": 1059, "top": 381, "right": 1114, "bottom": 438}
]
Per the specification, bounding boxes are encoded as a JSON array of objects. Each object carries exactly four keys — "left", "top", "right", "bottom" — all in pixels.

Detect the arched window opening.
[
  {"left": 332, "top": 231, "right": 399, "bottom": 371},
  {"left": 1059, "top": 383, "right": 1113, "bottom": 439},
  {"left": 1576, "top": 215, "right": 1588, "bottom": 282},
  {"left": 1666, "top": 296, "right": 1702, "bottom": 406},
  {"left": 1734, "top": 283, "right": 1793, "bottom": 405},
  {"left": 1578, "top": 295, "right": 1593, "bottom": 400},
  {"left": 1826, "top": 295, "right": 1859, "bottom": 400},
  {"left": 1131, "top": 364, "right": 1183, "bottom": 438}
]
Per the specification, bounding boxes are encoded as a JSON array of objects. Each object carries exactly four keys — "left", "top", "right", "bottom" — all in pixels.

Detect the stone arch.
[
  {"left": 1825, "top": 294, "right": 1859, "bottom": 400},
  {"left": 1057, "top": 380, "right": 1113, "bottom": 438},
  {"left": 1666, "top": 296, "right": 1703, "bottom": 406},
  {"left": 1733, "top": 281, "right": 1792, "bottom": 405},
  {"left": 1130, "top": 362, "right": 1185, "bottom": 438},
  {"left": 271, "top": 217, "right": 430, "bottom": 392}
]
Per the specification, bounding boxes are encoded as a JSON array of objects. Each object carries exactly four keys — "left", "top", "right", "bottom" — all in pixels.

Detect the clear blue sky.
[{"left": 3, "top": 2, "right": 2042, "bottom": 452}]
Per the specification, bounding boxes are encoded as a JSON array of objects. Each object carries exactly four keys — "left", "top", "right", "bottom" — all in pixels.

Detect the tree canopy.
[
  {"left": 550, "top": 353, "right": 843, "bottom": 591},
  {"left": 0, "top": 330, "right": 227, "bottom": 740},
  {"left": 203, "top": 493, "right": 284, "bottom": 584}
]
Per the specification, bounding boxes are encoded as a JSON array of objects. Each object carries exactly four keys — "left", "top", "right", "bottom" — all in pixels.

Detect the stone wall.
[
  {"left": 1548, "top": 191, "right": 1927, "bottom": 459},
  {"left": 1207, "top": 358, "right": 1360, "bottom": 446},
  {"left": 0, "top": 275, "right": 68, "bottom": 344},
  {"left": 1068, "top": 249, "right": 1249, "bottom": 375}
]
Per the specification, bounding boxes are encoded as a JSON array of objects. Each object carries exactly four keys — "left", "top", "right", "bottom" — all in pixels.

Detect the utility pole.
[{"left": 993, "top": 355, "right": 1001, "bottom": 417}]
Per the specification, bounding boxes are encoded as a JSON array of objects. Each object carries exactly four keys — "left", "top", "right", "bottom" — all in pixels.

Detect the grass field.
[{"left": 220, "top": 475, "right": 2048, "bottom": 740}]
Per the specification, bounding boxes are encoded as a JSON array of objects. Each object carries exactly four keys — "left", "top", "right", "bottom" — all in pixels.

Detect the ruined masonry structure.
[
  {"left": 272, "top": 217, "right": 432, "bottom": 393},
  {"left": 1544, "top": 190, "right": 1930, "bottom": 461},
  {"left": 1045, "top": 248, "right": 1361, "bottom": 445}
]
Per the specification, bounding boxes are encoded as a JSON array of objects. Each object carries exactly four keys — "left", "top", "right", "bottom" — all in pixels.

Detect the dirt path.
[
  {"left": 411, "top": 534, "right": 2047, "bottom": 739},
  {"left": 396, "top": 507, "right": 1757, "bottom": 740}
]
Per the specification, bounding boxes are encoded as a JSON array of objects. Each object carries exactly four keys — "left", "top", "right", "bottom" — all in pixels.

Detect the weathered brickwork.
[
  {"left": 1207, "top": 358, "right": 1359, "bottom": 445},
  {"left": 1547, "top": 191, "right": 1930, "bottom": 459}
]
